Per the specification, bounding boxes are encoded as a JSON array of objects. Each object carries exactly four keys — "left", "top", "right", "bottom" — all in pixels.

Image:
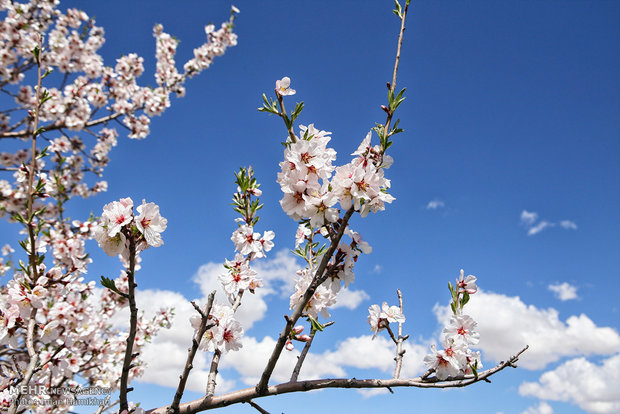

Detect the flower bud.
[
  {"left": 285, "top": 339, "right": 294, "bottom": 351},
  {"left": 298, "top": 334, "right": 312, "bottom": 342}
]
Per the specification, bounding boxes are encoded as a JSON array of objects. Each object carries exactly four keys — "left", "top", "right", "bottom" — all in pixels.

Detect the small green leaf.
[
  {"left": 308, "top": 315, "right": 325, "bottom": 332},
  {"left": 101, "top": 276, "right": 123, "bottom": 296}
]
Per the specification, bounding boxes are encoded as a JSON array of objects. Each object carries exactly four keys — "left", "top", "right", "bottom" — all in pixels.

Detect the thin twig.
[
  {"left": 290, "top": 321, "right": 334, "bottom": 382},
  {"left": 247, "top": 400, "right": 271, "bottom": 414},
  {"left": 393, "top": 289, "right": 406, "bottom": 379},
  {"left": 169, "top": 292, "right": 217, "bottom": 414}
]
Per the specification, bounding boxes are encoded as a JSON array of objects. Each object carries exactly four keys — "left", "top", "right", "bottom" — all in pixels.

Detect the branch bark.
[{"left": 147, "top": 346, "right": 528, "bottom": 414}]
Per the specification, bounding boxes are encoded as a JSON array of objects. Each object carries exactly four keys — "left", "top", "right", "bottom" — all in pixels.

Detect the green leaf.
[
  {"left": 101, "top": 276, "right": 123, "bottom": 296},
  {"left": 461, "top": 291, "right": 470, "bottom": 308},
  {"left": 308, "top": 315, "right": 325, "bottom": 332}
]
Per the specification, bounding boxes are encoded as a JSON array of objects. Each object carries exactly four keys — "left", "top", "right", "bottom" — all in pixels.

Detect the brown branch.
[
  {"left": 119, "top": 235, "right": 138, "bottom": 412},
  {"left": 255, "top": 207, "right": 355, "bottom": 395},
  {"left": 147, "top": 346, "right": 528, "bottom": 414},
  {"left": 169, "top": 293, "right": 217, "bottom": 414},
  {"left": 246, "top": 400, "right": 270, "bottom": 414}
]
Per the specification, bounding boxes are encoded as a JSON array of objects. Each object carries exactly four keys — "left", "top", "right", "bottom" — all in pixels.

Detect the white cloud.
[
  {"left": 426, "top": 199, "right": 445, "bottom": 210},
  {"left": 220, "top": 334, "right": 428, "bottom": 388},
  {"left": 332, "top": 289, "right": 370, "bottom": 310},
  {"left": 519, "top": 353, "right": 620, "bottom": 414},
  {"left": 358, "top": 388, "right": 390, "bottom": 398},
  {"left": 123, "top": 252, "right": 376, "bottom": 395},
  {"left": 433, "top": 290, "right": 620, "bottom": 369},
  {"left": 528, "top": 221, "right": 553, "bottom": 236},
  {"left": 548, "top": 282, "right": 578, "bottom": 301},
  {"left": 520, "top": 210, "right": 577, "bottom": 236},
  {"left": 521, "top": 210, "right": 539, "bottom": 226},
  {"left": 373, "top": 264, "right": 383, "bottom": 274},
  {"left": 560, "top": 220, "right": 577, "bottom": 230},
  {"left": 521, "top": 401, "right": 554, "bottom": 414}
]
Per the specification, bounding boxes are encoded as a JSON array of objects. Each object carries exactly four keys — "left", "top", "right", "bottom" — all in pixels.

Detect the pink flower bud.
[
  {"left": 285, "top": 340, "right": 294, "bottom": 351},
  {"left": 299, "top": 334, "right": 312, "bottom": 342},
  {"left": 292, "top": 325, "right": 304, "bottom": 335}
]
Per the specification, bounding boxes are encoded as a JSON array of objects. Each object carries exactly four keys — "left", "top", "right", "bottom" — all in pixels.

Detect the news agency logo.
[{"left": 8, "top": 385, "right": 47, "bottom": 396}]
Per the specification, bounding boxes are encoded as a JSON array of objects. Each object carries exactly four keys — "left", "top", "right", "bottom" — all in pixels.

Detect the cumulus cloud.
[
  {"left": 121, "top": 251, "right": 378, "bottom": 394},
  {"left": 433, "top": 290, "right": 620, "bottom": 369},
  {"left": 521, "top": 402, "right": 554, "bottom": 414},
  {"left": 520, "top": 210, "right": 576, "bottom": 236},
  {"left": 332, "top": 289, "right": 370, "bottom": 310},
  {"left": 548, "top": 282, "right": 578, "bottom": 301},
  {"left": 426, "top": 199, "right": 445, "bottom": 210},
  {"left": 519, "top": 353, "right": 620, "bottom": 414},
  {"left": 220, "top": 334, "right": 428, "bottom": 387}
]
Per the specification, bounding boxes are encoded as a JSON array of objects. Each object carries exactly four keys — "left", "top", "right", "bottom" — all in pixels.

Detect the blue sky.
[{"left": 2, "top": 1, "right": 620, "bottom": 413}]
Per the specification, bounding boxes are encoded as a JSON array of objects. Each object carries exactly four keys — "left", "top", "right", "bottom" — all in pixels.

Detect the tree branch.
[
  {"left": 255, "top": 207, "right": 355, "bottom": 394},
  {"left": 147, "top": 346, "right": 528, "bottom": 414}
]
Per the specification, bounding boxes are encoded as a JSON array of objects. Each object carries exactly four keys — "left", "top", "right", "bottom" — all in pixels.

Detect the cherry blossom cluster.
[
  {"left": 0, "top": 2, "right": 236, "bottom": 411},
  {"left": 273, "top": 77, "right": 394, "bottom": 226},
  {"left": 423, "top": 270, "right": 483, "bottom": 380},
  {"left": 93, "top": 197, "right": 167, "bottom": 258},
  {"left": 367, "top": 301, "right": 406, "bottom": 338},
  {"left": 0, "top": 263, "right": 172, "bottom": 413},
  {"left": 259, "top": 77, "right": 392, "bottom": 347},
  {"left": 0, "top": 1, "right": 238, "bottom": 224},
  {"left": 192, "top": 168, "right": 274, "bottom": 355}
]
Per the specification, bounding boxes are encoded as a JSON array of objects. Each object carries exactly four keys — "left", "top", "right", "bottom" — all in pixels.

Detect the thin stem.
[
  {"left": 275, "top": 92, "right": 296, "bottom": 143},
  {"left": 382, "top": 1, "right": 409, "bottom": 143},
  {"left": 290, "top": 321, "right": 334, "bottom": 382},
  {"left": 169, "top": 293, "right": 217, "bottom": 414},
  {"left": 119, "top": 235, "right": 138, "bottom": 412}
]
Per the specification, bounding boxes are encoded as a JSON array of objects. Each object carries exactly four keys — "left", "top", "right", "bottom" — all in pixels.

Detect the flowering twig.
[
  {"left": 119, "top": 235, "right": 139, "bottom": 413},
  {"left": 7, "top": 36, "right": 46, "bottom": 414},
  {"left": 393, "top": 289, "right": 408, "bottom": 379},
  {"left": 256, "top": 206, "right": 355, "bottom": 394},
  {"left": 169, "top": 292, "right": 216, "bottom": 414}
]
